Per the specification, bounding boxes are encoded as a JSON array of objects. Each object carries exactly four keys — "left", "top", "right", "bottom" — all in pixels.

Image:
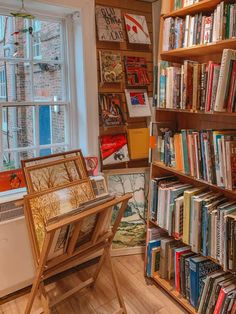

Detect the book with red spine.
[
  {"left": 227, "top": 60, "right": 236, "bottom": 112},
  {"left": 174, "top": 246, "right": 191, "bottom": 292},
  {"left": 213, "top": 283, "right": 236, "bottom": 314}
]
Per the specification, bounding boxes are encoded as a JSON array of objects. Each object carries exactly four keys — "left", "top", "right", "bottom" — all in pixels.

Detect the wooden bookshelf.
[
  {"left": 152, "top": 274, "right": 197, "bottom": 314},
  {"left": 164, "top": 0, "right": 224, "bottom": 18},
  {"left": 146, "top": 1, "right": 236, "bottom": 313},
  {"left": 161, "top": 38, "right": 236, "bottom": 61}
]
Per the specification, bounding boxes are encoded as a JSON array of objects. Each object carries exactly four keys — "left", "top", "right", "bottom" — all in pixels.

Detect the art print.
[
  {"left": 124, "top": 13, "right": 151, "bottom": 45},
  {"left": 99, "top": 94, "right": 124, "bottom": 127},
  {"left": 96, "top": 6, "right": 124, "bottom": 42},
  {"left": 99, "top": 51, "right": 123, "bottom": 83}
]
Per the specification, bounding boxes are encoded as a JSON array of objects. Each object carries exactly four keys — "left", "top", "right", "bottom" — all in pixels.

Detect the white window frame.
[
  {"left": 0, "top": 67, "right": 6, "bottom": 100},
  {"left": 0, "top": 16, "right": 4, "bottom": 41},
  {"left": 33, "top": 20, "right": 42, "bottom": 60}
]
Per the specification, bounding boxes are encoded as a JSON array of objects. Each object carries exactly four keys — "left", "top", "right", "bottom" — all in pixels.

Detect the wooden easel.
[{"left": 24, "top": 193, "right": 132, "bottom": 314}]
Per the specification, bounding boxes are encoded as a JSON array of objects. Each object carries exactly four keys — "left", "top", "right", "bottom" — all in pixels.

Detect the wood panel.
[{"left": 95, "top": 0, "right": 153, "bottom": 169}]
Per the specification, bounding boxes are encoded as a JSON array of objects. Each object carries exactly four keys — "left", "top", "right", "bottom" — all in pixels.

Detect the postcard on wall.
[
  {"left": 125, "top": 89, "right": 151, "bottom": 117},
  {"left": 95, "top": 6, "right": 124, "bottom": 42},
  {"left": 125, "top": 56, "right": 150, "bottom": 86},
  {"left": 99, "top": 51, "right": 123, "bottom": 83},
  {"left": 99, "top": 93, "right": 125, "bottom": 127},
  {"left": 105, "top": 168, "right": 149, "bottom": 249},
  {"left": 124, "top": 13, "right": 151, "bottom": 45},
  {"left": 0, "top": 169, "right": 26, "bottom": 192},
  {"left": 100, "top": 133, "right": 130, "bottom": 166}
]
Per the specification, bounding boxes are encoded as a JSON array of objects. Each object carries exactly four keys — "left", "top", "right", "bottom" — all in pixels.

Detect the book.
[
  {"left": 99, "top": 51, "right": 123, "bottom": 83},
  {"left": 180, "top": 252, "right": 197, "bottom": 298},
  {"left": 159, "top": 238, "right": 176, "bottom": 279},
  {"left": 146, "top": 239, "right": 161, "bottom": 277},
  {"left": 124, "top": 56, "right": 150, "bottom": 86},
  {"left": 151, "top": 247, "right": 161, "bottom": 277},
  {"left": 125, "top": 89, "right": 151, "bottom": 117},
  {"left": 99, "top": 94, "right": 124, "bottom": 127},
  {"left": 95, "top": 6, "right": 124, "bottom": 42},
  {"left": 127, "top": 128, "right": 149, "bottom": 160},
  {"left": 100, "top": 134, "right": 130, "bottom": 166},
  {"left": 175, "top": 246, "right": 191, "bottom": 292}
]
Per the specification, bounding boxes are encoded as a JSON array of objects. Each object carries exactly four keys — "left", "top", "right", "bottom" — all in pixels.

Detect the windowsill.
[{"left": 0, "top": 188, "right": 27, "bottom": 203}]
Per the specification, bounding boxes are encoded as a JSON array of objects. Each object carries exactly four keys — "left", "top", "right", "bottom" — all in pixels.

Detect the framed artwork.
[
  {"left": 104, "top": 168, "right": 149, "bottom": 252},
  {"left": 125, "top": 89, "right": 151, "bottom": 117},
  {"left": 124, "top": 13, "right": 151, "bottom": 45},
  {"left": 99, "top": 93, "right": 125, "bottom": 127},
  {"left": 99, "top": 51, "right": 123, "bottom": 83},
  {"left": 95, "top": 6, "right": 124, "bottom": 42},
  {"left": 24, "top": 179, "right": 95, "bottom": 257},
  {"left": 0, "top": 169, "right": 26, "bottom": 192},
  {"left": 23, "top": 156, "right": 86, "bottom": 193},
  {"left": 100, "top": 134, "right": 130, "bottom": 166},
  {"left": 124, "top": 56, "right": 150, "bottom": 86},
  {"left": 91, "top": 175, "right": 108, "bottom": 197},
  {"left": 84, "top": 156, "right": 99, "bottom": 176}
]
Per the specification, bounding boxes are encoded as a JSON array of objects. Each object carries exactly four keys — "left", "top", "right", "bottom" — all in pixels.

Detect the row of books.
[
  {"left": 146, "top": 230, "right": 236, "bottom": 311},
  {"left": 158, "top": 49, "right": 236, "bottom": 112},
  {"left": 173, "top": 0, "right": 199, "bottom": 11},
  {"left": 99, "top": 51, "right": 150, "bottom": 86},
  {"left": 163, "top": 3, "right": 236, "bottom": 51},
  {"left": 157, "top": 128, "right": 236, "bottom": 190},
  {"left": 150, "top": 177, "right": 236, "bottom": 273}
]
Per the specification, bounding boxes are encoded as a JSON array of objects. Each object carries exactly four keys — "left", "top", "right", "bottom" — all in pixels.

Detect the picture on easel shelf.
[
  {"left": 100, "top": 133, "right": 130, "bottom": 166},
  {"left": 23, "top": 156, "right": 85, "bottom": 193},
  {"left": 0, "top": 168, "right": 26, "bottom": 192},
  {"left": 84, "top": 156, "right": 99, "bottom": 177},
  {"left": 99, "top": 93, "right": 125, "bottom": 127},
  {"left": 124, "top": 13, "right": 151, "bottom": 45},
  {"left": 125, "top": 56, "right": 150, "bottom": 86},
  {"left": 24, "top": 180, "right": 95, "bottom": 257},
  {"left": 95, "top": 6, "right": 124, "bottom": 42},
  {"left": 125, "top": 89, "right": 151, "bottom": 117},
  {"left": 99, "top": 51, "right": 123, "bottom": 83},
  {"left": 21, "top": 150, "right": 88, "bottom": 179},
  {"left": 105, "top": 168, "right": 149, "bottom": 250}
]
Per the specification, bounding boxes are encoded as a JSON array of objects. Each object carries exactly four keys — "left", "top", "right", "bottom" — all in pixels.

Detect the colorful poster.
[
  {"left": 0, "top": 169, "right": 26, "bottom": 192},
  {"left": 96, "top": 6, "right": 124, "bottom": 42},
  {"left": 125, "top": 56, "right": 150, "bottom": 86},
  {"left": 99, "top": 93, "right": 124, "bottom": 127},
  {"left": 125, "top": 89, "right": 151, "bottom": 117},
  {"left": 124, "top": 13, "right": 151, "bottom": 45},
  {"left": 99, "top": 51, "right": 123, "bottom": 83}
]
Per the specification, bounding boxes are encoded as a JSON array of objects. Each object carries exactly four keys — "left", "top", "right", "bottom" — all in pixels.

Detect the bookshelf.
[{"left": 146, "top": 0, "right": 236, "bottom": 313}]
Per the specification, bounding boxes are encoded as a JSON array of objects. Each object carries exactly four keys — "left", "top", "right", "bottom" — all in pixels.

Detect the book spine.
[
  {"left": 189, "top": 259, "right": 198, "bottom": 307},
  {"left": 213, "top": 288, "right": 225, "bottom": 314}
]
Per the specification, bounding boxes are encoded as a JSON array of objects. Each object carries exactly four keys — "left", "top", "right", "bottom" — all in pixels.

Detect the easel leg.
[
  {"left": 24, "top": 272, "right": 42, "bottom": 314},
  {"left": 91, "top": 247, "right": 108, "bottom": 287},
  {"left": 106, "top": 251, "right": 127, "bottom": 314},
  {"left": 39, "top": 283, "right": 51, "bottom": 314}
]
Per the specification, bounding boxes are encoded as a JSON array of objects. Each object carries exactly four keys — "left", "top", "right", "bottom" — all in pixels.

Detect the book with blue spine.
[
  {"left": 146, "top": 239, "right": 161, "bottom": 277},
  {"left": 181, "top": 130, "right": 190, "bottom": 175},
  {"left": 189, "top": 256, "right": 221, "bottom": 308}
]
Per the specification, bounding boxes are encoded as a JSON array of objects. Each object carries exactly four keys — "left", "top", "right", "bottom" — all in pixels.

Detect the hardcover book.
[
  {"left": 100, "top": 134, "right": 130, "bottom": 166},
  {"left": 124, "top": 56, "right": 150, "bottom": 86},
  {"left": 99, "top": 51, "right": 123, "bottom": 83},
  {"left": 124, "top": 13, "right": 151, "bottom": 45},
  {"left": 95, "top": 6, "right": 124, "bottom": 42},
  {"left": 127, "top": 128, "right": 149, "bottom": 160},
  {"left": 99, "top": 94, "right": 124, "bottom": 127}
]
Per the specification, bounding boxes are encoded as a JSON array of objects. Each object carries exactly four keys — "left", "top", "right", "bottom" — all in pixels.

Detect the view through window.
[{"left": 0, "top": 14, "right": 69, "bottom": 171}]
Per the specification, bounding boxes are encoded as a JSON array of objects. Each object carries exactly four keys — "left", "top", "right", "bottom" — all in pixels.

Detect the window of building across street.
[{"left": 0, "top": 14, "right": 69, "bottom": 171}]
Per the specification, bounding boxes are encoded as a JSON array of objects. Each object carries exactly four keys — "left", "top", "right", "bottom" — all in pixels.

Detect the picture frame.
[
  {"left": 23, "top": 156, "right": 87, "bottom": 193},
  {"left": 124, "top": 56, "right": 150, "bottom": 86},
  {"left": 125, "top": 89, "right": 151, "bottom": 117},
  {"left": 21, "top": 149, "right": 88, "bottom": 179},
  {"left": 124, "top": 13, "right": 151, "bottom": 45},
  {"left": 24, "top": 179, "right": 95, "bottom": 259},
  {"left": 99, "top": 51, "right": 123, "bottom": 83},
  {"left": 104, "top": 168, "right": 149, "bottom": 255}
]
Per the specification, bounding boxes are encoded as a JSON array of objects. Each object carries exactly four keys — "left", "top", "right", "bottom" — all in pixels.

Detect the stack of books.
[
  {"left": 156, "top": 128, "right": 236, "bottom": 190},
  {"left": 158, "top": 49, "right": 236, "bottom": 112},
  {"left": 173, "top": 0, "right": 199, "bottom": 10},
  {"left": 163, "top": 3, "right": 236, "bottom": 51},
  {"left": 150, "top": 177, "right": 236, "bottom": 273}
]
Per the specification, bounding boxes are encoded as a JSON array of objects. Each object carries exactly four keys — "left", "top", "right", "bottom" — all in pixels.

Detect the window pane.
[
  {"left": 33, "top": 63, "right": 63, "bottom": 101},
  {"left": 39, "top": 105, "right": 66, "bottom": 148},
  {"left": 0, "top": 16, "right": 29, "bottom": 59},
  {"left": 2, "top": 150, "right": 35, "bottom": 170},
  {"left": 33, "top": 20, "right": 62, "bottom": 61},
  {"left": 1, "top": 61, "right": 32, "bottom": 102},
  {"left": 39, "top": 146, "right": 66, "bottom": 157},
  {"left": 2, "top": 106, "right": 35, "bottom": 149}
]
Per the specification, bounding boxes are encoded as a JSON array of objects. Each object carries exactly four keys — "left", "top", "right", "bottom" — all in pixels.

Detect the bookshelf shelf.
[
  {"left": 152, "top": 162, "right": 236, "bottom": 199},
  {"left": 164, "top": 0, "right": 223, "bottom": 18},
  {"left": 156, "top": 108, "right": 236, "bottom": 117},
  {"left": 161, "top": 39, "right": 236, "bottom": 61},
  {"left": 152, "top": 274, "right": 197, "bottom": 314}
]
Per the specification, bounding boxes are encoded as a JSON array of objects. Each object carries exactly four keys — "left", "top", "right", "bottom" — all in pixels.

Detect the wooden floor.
[{"left": 0, "top": 254, "right": 187, "bottom": 314}]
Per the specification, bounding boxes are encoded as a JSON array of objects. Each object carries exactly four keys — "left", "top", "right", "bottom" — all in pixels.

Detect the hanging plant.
[{"left": 11, "top": 0, "right": 35, "bottom": 19}]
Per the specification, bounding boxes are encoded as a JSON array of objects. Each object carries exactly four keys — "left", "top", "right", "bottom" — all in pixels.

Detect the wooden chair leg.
[
  {"left": 39, "top": 283, "right": 51, "bottom": 314},
  {"left": 106, "top": 251, "right": 127, "bottom": 314}
]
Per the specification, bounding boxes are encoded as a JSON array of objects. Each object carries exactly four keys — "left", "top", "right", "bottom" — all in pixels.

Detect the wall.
[{"left": 95, "top": 0, "right": 153, "bottom": 169}]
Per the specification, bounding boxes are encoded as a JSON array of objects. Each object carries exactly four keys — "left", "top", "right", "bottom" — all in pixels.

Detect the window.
[
  {"left": 33, "top": 20, "right": 41, "bottom": 59},
  {"left": 0, "top": 16, "right": 4, "bottom": 40},
  {"left": 0, "top": 14, "right": 69, "bottom": 171}
]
